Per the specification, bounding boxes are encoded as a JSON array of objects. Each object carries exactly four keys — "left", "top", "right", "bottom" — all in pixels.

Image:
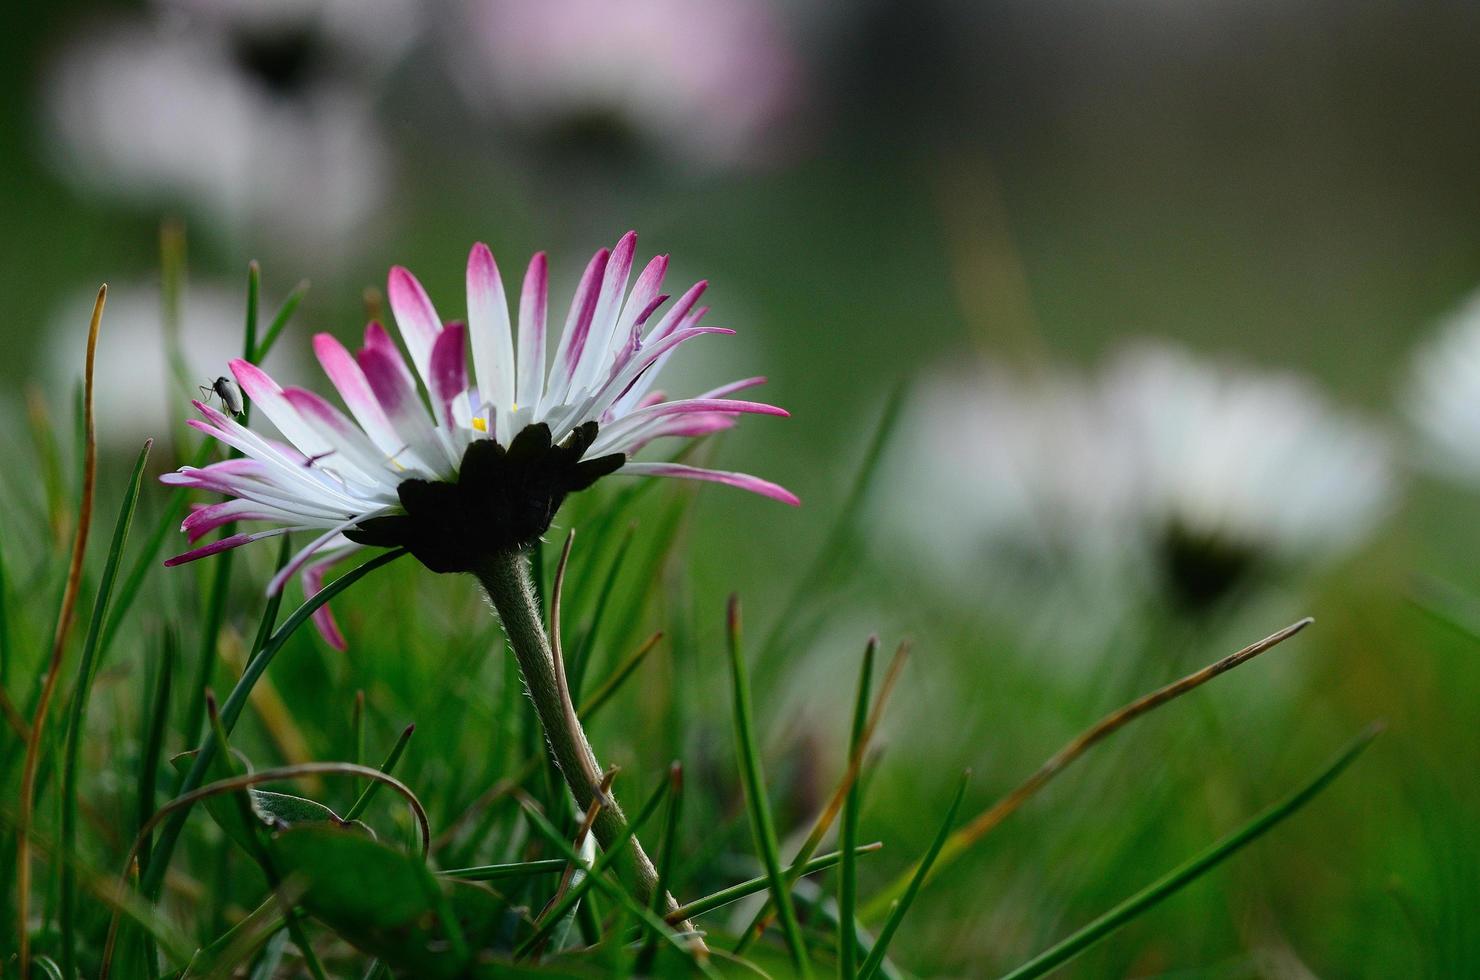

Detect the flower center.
[{"left": 345, "top": 421, "right": 624, "bottom": 573}]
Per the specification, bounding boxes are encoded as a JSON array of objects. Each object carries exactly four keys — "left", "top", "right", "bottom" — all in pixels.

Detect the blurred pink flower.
[{"left": 451, "top": 0, "right": 804, "bottom": 168}]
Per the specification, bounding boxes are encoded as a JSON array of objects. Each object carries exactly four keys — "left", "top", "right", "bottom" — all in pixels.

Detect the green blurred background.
[{"left": 3, "top": 0, "right": 1479, "bottom": 976}]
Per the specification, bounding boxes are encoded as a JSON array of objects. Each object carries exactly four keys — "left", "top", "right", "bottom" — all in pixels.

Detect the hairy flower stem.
[{"left": 476, "top": 549, "right": 699, "bottom": 940}]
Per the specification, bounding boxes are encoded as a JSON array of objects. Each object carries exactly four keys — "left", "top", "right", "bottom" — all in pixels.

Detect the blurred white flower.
[
  {"left": 43, "top": 281, "right": 305, "bottom": 449},
  {"left": 41, "top": 2, "right": 408, "bottom": 259},
  {"left": 155, "top": 0, "right": 422, "bottom": 69},
  {"left": 450, "top": 0, "right": 803, "bottom": 168},
  {"left": 1405, "top": 288, "right": 1480, "bottom": 484},
  {"left": 1105, "top": 343, "right": 1395, "bottom": 607},
  {"left": 881, "top": 365, "right": 1135, "bottom": 580},
  {"left": 873, "top": 364, "right": 1141, "bottom": 650},
  {"left": 879, "top": 343, "right": 1394, "bottom": 620}
]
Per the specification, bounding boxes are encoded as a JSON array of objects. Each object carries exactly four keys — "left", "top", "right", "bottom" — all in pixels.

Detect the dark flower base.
[
  {"left": 346, "top": 421, "right": 624, "bottom": 574},
  {"left": 1159, "top": 522, "right": 1260, "bottom": 612}
]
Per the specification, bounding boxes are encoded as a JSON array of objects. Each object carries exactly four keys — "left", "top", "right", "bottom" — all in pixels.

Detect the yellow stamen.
[{"left": 472, "top": 417, "right": 488, "bottom": 432}]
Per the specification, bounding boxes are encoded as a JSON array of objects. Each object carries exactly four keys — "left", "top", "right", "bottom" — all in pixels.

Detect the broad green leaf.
[
  {"left": 269, "top": 825, "right": 514, "bottom": 978},
  {"left": 167, "top": 752, "right": 372, "bottom": 855}
]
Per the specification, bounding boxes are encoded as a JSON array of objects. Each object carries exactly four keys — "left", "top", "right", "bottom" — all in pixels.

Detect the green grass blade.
[
  {"left": 253, "top": 279, "right": 309, "bottom": 363},
  {"left": 517, "top": 793, "right": 716, "bottom": 977},
  {"left": 516, "top": 771, "right": 670, "bottom": 958},
  {"left": 179, "top": 262, "right": 270, "bottom": 748},
  {"left": 439, "top": 859, "right": 568, "bottom": 881},
  {"left": 859, "top": 770, "right": 971, "bottom": 980},
  {"left": 736, "top": 636, "right": 887, "bottom": 955},
  {"left": 99, "top": 438, "right": 213, "bottom": 658},
  {"left": 243, "top": 261, "right": 261, "bottom": 368},
  {"left": 567, "top": 521, "right": 637, "bottom": 700},
  {"left": 0, "top": 530, "right": 10, "bottom": 688},
  {"left": 998, "top": 725, "right": 1382, "bottom": 980},
  {"left": 726, "top": 595, "right": 811, "bottom": 976},
  {"left": 344, "top": 723, "right": 416, "bottom": 821},
  {"left": 352, "top": 690, "right": 366, "bottom": 767},
  {"left": 135, "top": 627, "right": 175, "bottom": 908},
  {"left": 31, "top": 954, "right": 65, "bottom": 980},
  {"left": 1408, "top": 576, "right": 1480, "bottom": 647},
  {"left": 59, "top": 438, "right": 152, "bottom": 979},
  {"left": 251, "top": 534, "right": 293, "bottom": 654},
  {"left": 102, "top": 275, "right": 298, "bottom": 661},
  {"left": 759, "top": 383, "right": 905, "bottom": 667},
  {"left": 637, "top": 762, "right": 685, "bottom": 972},
  {"left": 839, "top": 637, "right": 877, "bottom": 977},
  {"left": 140, "top": 548, "right": 408, "bottom": 898},
  {"left": 668, "top": 844, "right": 883, "bottom": 923},
  {"left": 577, "top": 631, "right": 663, "bottom": 719},
  {"left": 181, "top": 547, "right": 233, "bottom": 745}
]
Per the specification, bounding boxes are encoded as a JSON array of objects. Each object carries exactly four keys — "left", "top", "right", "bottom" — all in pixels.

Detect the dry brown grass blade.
[
  {"left": 862, "top": 617, "right": 1314, "bottom": 920},
  {"left": 0, "top": 685, "right": 29, "bottom": 740},
  {"left": 529, "top": 766, "right": 618, "bottom": 961},
  {"left": 17, "top": 284, "right": 105, "bottom": 979},
  {"left": 549, "top": 766, "right": 617, "bottom": 906}
]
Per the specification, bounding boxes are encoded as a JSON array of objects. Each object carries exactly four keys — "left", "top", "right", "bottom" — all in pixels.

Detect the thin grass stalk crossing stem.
[{"left": 474, "top": 547, "right": 699, "bottom": 940}]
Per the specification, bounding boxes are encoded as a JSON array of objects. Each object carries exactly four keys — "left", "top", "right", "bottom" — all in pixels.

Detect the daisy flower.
[
  {"left": 1103, "top": 343, "right": 1395, "bottom": 609},
  {"left": 449, "top": 0, "right": 802, "bottom": 169},
  {"left": 1404, "top": 288, "right": 1480, "bottom": 484},
  {"left": 879, "top": 343, "right": 1394, "bottom": 626},
  {"left": 163, "top": 232, "right": 796, "bottom": 648},
  {"left": 42, "top": 3, "right": 403, "bottom": 260},
  {"left": 873, "top": 364, "right": 1143, "bottom": 652}
]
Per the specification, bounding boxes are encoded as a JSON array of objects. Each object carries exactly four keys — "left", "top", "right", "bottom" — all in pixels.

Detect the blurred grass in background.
[{"left": 3, "top": 0, "right": 1480, "bottom": 976}]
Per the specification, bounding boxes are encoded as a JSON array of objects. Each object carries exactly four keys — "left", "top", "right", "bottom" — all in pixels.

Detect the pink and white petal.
[
  {"left": 625, "top": 415, "right": 737, "bottom": 453},
  {"left": 228, "top": 360, "right": 333, "bottom": 462},
  {"left": 356, "top": 345, "right": 455, "bottom": 476},
  {"left": 622, "top": 397, "right": 788, "bottom": 421},
  {"left": 428, "top": 321, "right": 470, "bottom": 431},
  {"left": 642, "top": 280, "right": 707, "bottom": 345},
  {"left": 266, "top": 510, "right": 390, "bottom": 596},
  {"left": 164, "top": 526, "right": 303, "bottom": 567},
  {"left": 543, "top": 247, "right": 610, "bottom": 412},
  {"left": 634, "top": 390, "right": 668, "bottom": 411},
  {"left": 576, "top": 326, "right": 735, "bottom": 430},
  {"left": 163, "top": 463, "right": 351, "bottom": 521},
  {"left": 467, "top": 243, "right": 514, "bottom": 415},
  {"left": 590, "top": 397, "right": 789, "bottom": 456},
  {"left": 516, "top": 252, "right": 549, "bottom": 410},
  {"left": 617, "top": 462, "right": 800, "bottom": 506},
  {"left": 387, "top": 266, "right": 444, "bottom": 385},
  {"left": 614, "top": 253, "right": 668, "bottom": 342},
  {"left": 570, "top": 232, "right": 637, "bottom": 393},
  {"left": 182, "top": 498, "right": 294, "bottom": 542},
  {"left": 363, "top": 322, "right": 423, "bottom": 395},
  {"left": 187, "top": 403, "right": 366, "bottom": 510},
  {"left": 301, "top": 544, "right": 360, "bottom": 651},
  {"left": 281, "top": 388, "right": 403, "bottom": 493},
  {"left": 696, "top": 377, "right": 769, "bottom": 400},
  {"left": 312, "top": 333, "right": 404, "bottom": 457}
]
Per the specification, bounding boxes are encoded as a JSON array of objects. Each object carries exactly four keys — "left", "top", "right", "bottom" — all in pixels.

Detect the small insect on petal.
[{"left": 210, "top": 376, "right": 244, "bottom": 416}]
